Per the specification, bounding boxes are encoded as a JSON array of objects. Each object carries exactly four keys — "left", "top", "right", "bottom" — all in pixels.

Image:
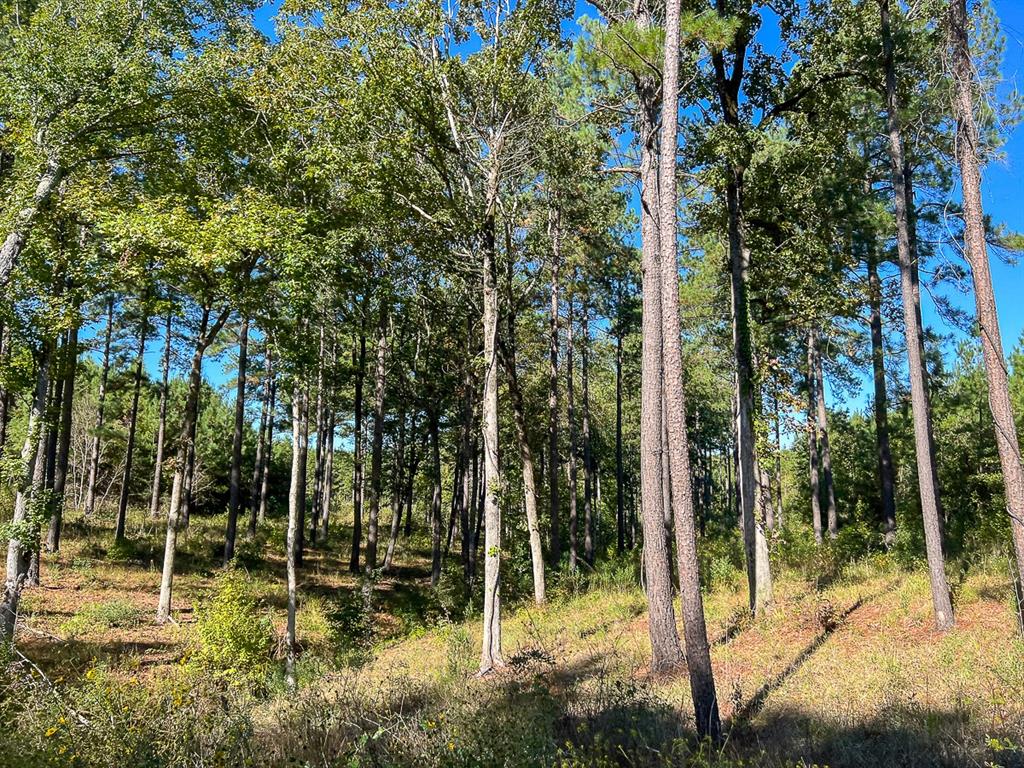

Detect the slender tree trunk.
[
  {"left": 319, "top": 409, "right": 335, "bottom": 544},
  {"left": 637, "top": 72, "right": 684, "bottom": 673},
  {"left": 429, "top": 407, "right": 443, "bottom": 587},
  {"left": 1, "top": 347, "right": 51, "bottom": 641},
  {"left": 224, "top": 317, "right": 249, "bottom": 563},
  {"left": 616, "top": 322, "right": 625, "bottom": 554},
  {"left": 0, "top": 325, "right": 11, "bottom": 464},
  {"left": 949, "top": 0, "right": 1024, "bottom": 615},
  {"left": 383, "top": 410, "right": 407, "bottom": 572},
  {"left": 285, "top": 385, "right": 307, "bottom": 691},
  {"left": 880, "top": 0, "right": 953, "bottom": 630},
  {"left": 84, "top": 298, "right": 114, "bottom": 518},
  {"left": 150, "top": 311, "right": 173, "bottom": 519},
  {"left": 350, "top": 324, "right": 367, "bottom": 574},
  {"left": 566, "top": 295, "right": 579, "bottom": 570},
  {"left": 548, "top": 209, "right": 562, "bottom": 565},
  {"left": 259, "top": 378, "right": 276, "bottom": 524},
  {"left": 248, "top": 350, "right": 272, "bottom": 538},
  {"left": 115, "top": 319, "right": 147, "bottom": 543},
  {"left": 582, "top": 303, "right": 594, "bottom": 566},
  {"left": 807, "top": 343, "right": 823, "bottom": 545},
  {"left": 157, "top": 307, "right": 229, "bottom": 623},
  {"left": 47, "top": 325, "right": 78, "bottom": 552},
  {"left": 479, "top": 193, "right": 503, "bottom": 675},
  {"left": 366, "top": 308, "right": 388, "bottom": 573},
  {"left": 0, "top": 160, "right": 64, "bottom": 289},
  {"left": 311, "top": 327, "right": 328, "bottom": 543},
  {"left": 868, "top": 254, "right": 898, "bottom": 546},
  {"left": 658, "top": 11, "right": 721, "bottom": 735},
  {"left": 810, "top": 330, "right": 838, "bottom": 538}
]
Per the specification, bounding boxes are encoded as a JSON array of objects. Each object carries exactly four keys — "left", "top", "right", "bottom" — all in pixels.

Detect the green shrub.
[
  {"left": 189, "top": 569, "right": 273, "bottom": 685},
  {"left": 60, "top": 600, "right": 141, "bottom": 639}
]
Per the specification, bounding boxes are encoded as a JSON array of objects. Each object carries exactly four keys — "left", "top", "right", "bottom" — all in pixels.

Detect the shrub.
[{"left": 189, "top": 569, "right": 273, "bottom": 685}]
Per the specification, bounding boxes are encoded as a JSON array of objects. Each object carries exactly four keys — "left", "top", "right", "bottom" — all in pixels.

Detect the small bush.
[{"left": 189, "top": 569, "right": 273, "bottom": 685}]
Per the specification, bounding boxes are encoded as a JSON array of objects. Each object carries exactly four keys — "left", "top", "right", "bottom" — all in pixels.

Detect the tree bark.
[
  {"left": 867, "top": 254, "right": 898, "bottom": 546},
  {"left": 366, "top": 307, "right": 388, "bottom": 573},
  {"left": 259, "top": 378, "right": 276, "bottom": 524},
  {"left": 880, "top": 0, "right": 953, "bottom": 630},
  {"left": 616, "top": 319, "right": 625, "bottom": 554},
  {"left": 807, "top": 342, "right": 823, "bottom": 545},
  {"left": 319, "top": 408, "right": 335, "bottom": 545},
  {"left": 566, "top": 295, "right": 579, "bottom": 570},
  {"left": 157, "top": 306, "right": 230, "bottom": 623},
  {"left": 224, "top": 317, "right": 249, "bottom": 563},
  {"left": 548, "top": 209, "right": 562, "bottom": 566},
  {"left": 1, "top": 346, "right": 51, "bottom": 642},
  {"left": 84, "top": 297, "right": 114, "bottom": 518},
  {"left": 383, "top": 409, "right": 407, "bottom": 572},
  {"left": 811, "top": 330, "right": 838, "bottom": 538},
  {"left": 248, "top": 349, "right": 272, "bottom": 538},
  {"left": 285, "top": 384, "right": 308, "bottom": 690},
  {"left": 582, "top": 302, "right": 595, "bottom": 566},
  {"left": 47, "top": 324, "right": 78, "bottom": 552},
  {"left": 350, "top": 323, "right": 367, "bottom": 573},
  {"left": 149, "top": 311, "right": 173, "bottom": 519},
  {"left": 949, "top": 0, "right": 1024, "bottom": 616},
  {"left": 658, "top": 6, "right": 721, "bottom": 735},
  {"left": 115, "top": 318, "right": 147, "bottom": 543},
  {"left": 0, "top": 160, "right": 64, "bottom": 289}
]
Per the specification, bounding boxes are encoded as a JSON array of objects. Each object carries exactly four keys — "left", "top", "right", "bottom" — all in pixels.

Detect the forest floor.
[{"left": 5, "top": 506, "right": 1024, "bottom": 767}]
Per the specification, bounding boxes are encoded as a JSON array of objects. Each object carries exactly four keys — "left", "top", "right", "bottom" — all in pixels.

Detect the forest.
[{"left": 2, "top": 0, "right": 1024, "bottom": 765}]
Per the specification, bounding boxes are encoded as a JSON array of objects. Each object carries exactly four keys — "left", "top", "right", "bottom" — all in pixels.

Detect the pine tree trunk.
[
  {"left": 115, "top": 320, "right": 147, "bottom": 543},
  {"left": 350, "top": 324, "right": 367, "bottom": 574},
  {"left": 616, "top": 320, "right": 625, "bottom": 554},
  {"left": 150, "top": 311, "right": 173, "bottom": 519},
  {"left": 582, "top": 303, "right": 595, "bottom": 566},
  {"left": 868, "top": 254, "right": 898, "bottom": 546},
  {"left": 811, "top": 330, "right": 838, "bottom": 537},
  {"left": 566, "top": 295, "right": 579, "bottom": 570},
  {"left": 84, "top": 298, "right": 114, "bottom": 518},
  {"left": 224, "top": 317, "right": 249, "bottom": 563},
  {"left": 658, "top": 8, "right": 721, "bottom": 733},
  {"left": 949, "top": 0, "right": 1024, "bottom": 616},
  {"left": 548, "top": 210, "right": 562, "bottom": 566},
  {"left": 1, "top": 346, "right": 51, "bottom": 641},
  {"left": 157, "top": 307, "right": 229, "bottom": 623},
  {"left": 880, "top": 0, "right": 953, "bottom": 630},
  {"left": 807, "top": 338, "right": 823, "bottom": 545},
  {"left": 47, "top": 324, "right": 78, "bottom": 552},
  {"left": 366, "top": 308, "right": 388, "bottom": 573}
]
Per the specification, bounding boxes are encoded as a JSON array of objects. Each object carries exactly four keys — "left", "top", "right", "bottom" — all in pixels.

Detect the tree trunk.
[
  {"left": 548, "top": 209, "right": 562, "bottom": 566},
  {"left": 350, "top": 324, "right": 367, "bottom": 573},
  {"left": 867, "top": 254, "right": 898, "bottom": 546},
  {"left": 811, "top": 330, "right": 838, "bottom": 538},
  {"left": 47, "top": 324, "right": 78, "bottom": 552},
  {"left": 366, "top": 307, "right": 388, "bottom": 573},
  {"left": 248, "top": 349, "right": 272, "bottom": 538},
  {"left": 285, "top": 384, "right": 308, "bottom": 690},
  {"left": 84, "top": 297, "right": 114, "bottom": 518},
  {"left": 311, "top": 326, "right": 328, "bottom": 543},
  {"left": 224, "top": 317, "right": 249, "bottom": 563},
  {"left": 0, "top": 325, "right": 11, "bottom": 464},
  {"left": 616, "top": 321, "right": 625, "bottom": 554},
  {"left": 658, "top": 8, "right": 721, "bottom": 735},
  {"left": 0, "top": 160, "right": 64, "bottom": 289},
  {"left": 880, "top": 0, "right": 953, "bottom": 630},
  {"left": 150, "top": 311, "right": 173, "bottom": 519},
  {"left": 428, "top": 406, "right": 443, "bottom": 587},
  {"left": 479, "top": 194, "right": 503, "bottom": 675},
  {"left": 115, "top": 318, "right": 147, "bottom": 543},
  {"left": 383, "top": 409, "right": 407, "bottom": 572},
  {"left": 566, "top": 295, "right": 579, "bottom": 570},
  {"left": 807, "top": 342, "right": 823, "bottom": 545},
  {"left": 1, "top": 346, "right": 51, "bottom": 641},
  {"left": 259, "top": 378, "right": 276, "bottom": 524},
  {"left": 319, "top": 408, "right": 335, "bottom": 544},
  {"left": 582, "top": 303, "right": 595, "bottom": 566},
  {"left": 157, "top": 307, "right": 229, "bottom": 623},
  {"left": 949, "top": 0, "right": 1024, "bottom": 617}
]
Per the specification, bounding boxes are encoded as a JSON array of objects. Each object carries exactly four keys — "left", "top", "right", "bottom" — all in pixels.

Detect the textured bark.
[
  {"left": 259, "top": 378, "right": 276, "bottom": 524},
  {"left": 616, "top": 322, "right": 625, "bottom": 553},
  {"left": 548, "top": 210, "right": 562, "bottom": 565},
  {"left": 350, "top": 324, "right": 367, "bottom": 574},
  {"left": 115, "top": 320, "right": 147, "bottom": 543},
  {"left": 1, "top": 347, "right": 51, "bottom": 641},
  {"left": 149, "top": 312, "right": 173, "bottom": 519},
  {"left": 84, "top": 298, "right": 114, "bottom": 518},
  {"left": 0, "top": 160, "right": 64, "bottom": 289},
  {"left": 0, "top": 327, "right": 11, "bottom": 464},
  {"left": 248, "top": 350, "right": 272, "bottom": 538},
  {"left": 811, "top": 331, "right": 838, "bottom": 538},
  {"left": 581, "top": 304, "right": 594, "bottom": 566},
  {"left": 311, "top": 327, "right": 328, "bottom": 543},
  {"left": 807, "top": 344, "right": 823, "bottom": 545},
  {"left": 868, "top": 254, "right": 898, "bottom": 545},
  {"left": 47, "top": 325, "right": 78, "bottom": 552},
  {"left": 365, "top": 308, "right": 388, "bottom": 572},
  {"left": 429, "top": 407, "right": 443, "bottom": 587},
  {"left": 637, "top": 59, "right": 684, "bottom": 673},
  {"left": 880, "top": 0, "right": 953, "bottom": 630},
  {"left": 285, "top": 385, "right": 308, "bottom": 691},
  {"left": 566, "top": 295, "right": 579, "bottom": 570},
  {"left": 658, "top": 6, "right": 721, "bottom": 734},
  {"left": 383, "top": 409, "right": 407, "bottom": 572},
  {"left": 479, "top": 193, "right": 503, "bottom": 675},
  {"left": 157, "top": 307, "right": 229, "bottom": 623},
  {"left": 224, "top": 317, "right": 249, "bottom": 563},
  {"left": 949, "top": 0, "right": 1024, "bottom": 616}
]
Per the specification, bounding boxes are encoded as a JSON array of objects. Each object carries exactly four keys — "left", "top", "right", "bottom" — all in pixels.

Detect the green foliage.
[
  {"left": 60, "top": 600, "right": 141, "bottom": 639},
  {"left": 189, "top": 569, "right": 274, "bottom": 685}
]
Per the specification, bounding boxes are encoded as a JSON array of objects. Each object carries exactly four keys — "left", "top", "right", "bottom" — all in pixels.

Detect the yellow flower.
[
  {"left": 45, "top": 727, "right": 58, "bottom": 737},
  {"left": 447, "top": 742, "right": 455, "bottom": 751}
]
